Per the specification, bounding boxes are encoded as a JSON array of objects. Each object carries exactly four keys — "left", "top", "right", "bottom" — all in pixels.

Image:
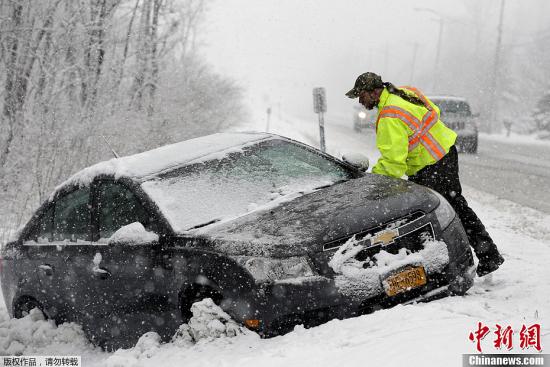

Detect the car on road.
[
  {"left": 352, "top": 105, "right": 378, "bottom": 132},
  {"left": 429, "top": 96, "right": 479, "bottom": 153},
  {"left": 353, "top": 104, "right": 369, "bottom": 132},
  {"left": 0, "top": 132, "right": 475, "bottom": 348}
]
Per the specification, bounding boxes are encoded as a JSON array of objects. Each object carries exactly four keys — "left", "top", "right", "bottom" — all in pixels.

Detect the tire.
[
  {"left": 180, "top": 285, "right": 223, "bottom": 323},
  {"left": 14, "top": 297, "right": 44, "bottom": 319},
  {"left": 469, "top": 136, "right": 478, "bottom": 154}
]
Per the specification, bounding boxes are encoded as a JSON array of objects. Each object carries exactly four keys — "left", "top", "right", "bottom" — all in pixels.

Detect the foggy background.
[
  {"left": 1, "top": 0, "right": 549, "bottom": 236},
  {"left": 202, "top": 0, "right": 550, "bottom": 130}
]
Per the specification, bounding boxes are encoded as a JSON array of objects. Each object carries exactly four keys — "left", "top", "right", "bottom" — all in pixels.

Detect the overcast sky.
[{"left": 201, "top": 0, "right": 548, "bottom": 122}]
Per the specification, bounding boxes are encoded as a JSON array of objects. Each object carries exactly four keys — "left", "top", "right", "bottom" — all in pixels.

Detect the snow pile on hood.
[
  {"left": 328, "top": 235, "right": 449, "bottom": 300},
  {"left": 0, "top": 308, "right": 95, "bottom": 356},
  {"left": 105, "top": 299, "right": 255, "bottom": 367},
  {"left": 105, "top": 222, "right": 159, "bottom": 245}
]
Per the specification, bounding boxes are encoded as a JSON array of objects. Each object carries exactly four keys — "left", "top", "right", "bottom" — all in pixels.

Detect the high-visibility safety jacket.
[{"left": 371, "top": 86, "right": 457, "bottom": 178}]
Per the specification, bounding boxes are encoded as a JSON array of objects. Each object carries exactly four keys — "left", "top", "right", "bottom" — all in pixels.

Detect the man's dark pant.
[{"left": 408, "top": 146, "right": 499, "bottom": 259}]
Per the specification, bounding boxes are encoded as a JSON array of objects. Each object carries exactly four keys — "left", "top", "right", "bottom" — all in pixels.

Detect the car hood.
[{"left": 187, "top": 174, "right": 440, "bottom": 257}]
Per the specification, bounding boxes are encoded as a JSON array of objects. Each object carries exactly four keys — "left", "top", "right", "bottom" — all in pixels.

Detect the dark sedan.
[{"left": 0, "top": 132, "right": 475, "bottom": 348}]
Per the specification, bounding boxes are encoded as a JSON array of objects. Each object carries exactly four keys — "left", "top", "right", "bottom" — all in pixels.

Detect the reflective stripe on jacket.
[{"left": 372, "top": 86, "right": 457, "bottom": 178}]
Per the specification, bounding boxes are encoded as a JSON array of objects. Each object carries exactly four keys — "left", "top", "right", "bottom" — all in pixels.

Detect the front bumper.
[{"left": 236, "top": 215, "right": 474, "bottom": 336}]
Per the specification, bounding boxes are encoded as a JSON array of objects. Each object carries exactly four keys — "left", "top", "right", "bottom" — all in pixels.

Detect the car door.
[
  {"left": 48, "top": 187, "right": 93, "bottom": 321},
  {"left": 16, "top": 204, "right": 62, "bottom": 318},
  {"left": 75, "top": 179, "right": 175, "bottom": 344},
  {"left": 19, "top": 187, "right": 93, "bottom": 322}
]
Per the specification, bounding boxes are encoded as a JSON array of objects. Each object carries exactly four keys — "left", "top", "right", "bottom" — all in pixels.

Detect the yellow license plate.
[{"left": 384, "top": 266, "right": 427, "bottom": 296}]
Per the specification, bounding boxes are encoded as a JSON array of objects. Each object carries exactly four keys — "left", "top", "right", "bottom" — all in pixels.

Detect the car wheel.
[
  {"left": 468, "top": 137, "right": 478, "bottom": 154},
  {"left": 14, "top": 297, "right": 45, "bottom": 319},
  {"left": 180, "top": 285, "right": 223, "bottom": 323}
]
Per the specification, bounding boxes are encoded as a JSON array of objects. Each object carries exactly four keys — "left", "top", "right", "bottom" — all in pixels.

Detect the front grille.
[
  {"left": 322, "top": 211, "right": 425, "bottom": 252},
  {"left": 322, "top": 212, "right": 435, "bottom": 268},
  {"left": 355, "top": 223, "right": 434, "bottom": 263}
]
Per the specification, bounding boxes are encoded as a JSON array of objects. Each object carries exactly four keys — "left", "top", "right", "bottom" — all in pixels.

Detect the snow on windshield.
[
  {"left": 142, "top": 139, "right": 353, "bottom": 233},
  {"left": 49, "top": 132, "right": 271, "bottom": 201}
]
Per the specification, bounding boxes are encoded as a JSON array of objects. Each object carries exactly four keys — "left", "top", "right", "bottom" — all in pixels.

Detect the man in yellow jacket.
[{"left": 346, "top": 72, "right": 504, "bottom": 276}]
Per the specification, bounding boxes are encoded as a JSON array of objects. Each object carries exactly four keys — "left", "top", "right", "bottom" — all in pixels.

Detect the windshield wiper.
[
  {"left": 186, "top": 219, "right": 221, "bottom": 231},
  {"left": 313, "top": 178, "right": 350, "bottom": 190}
]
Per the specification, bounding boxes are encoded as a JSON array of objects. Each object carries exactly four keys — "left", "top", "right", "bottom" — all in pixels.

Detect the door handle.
[
  {"left": 38, "top": 264, "right": 53, "bottom": 276},
  {"left": 92, "top": 266, "right": 111, "bottom": 279}
]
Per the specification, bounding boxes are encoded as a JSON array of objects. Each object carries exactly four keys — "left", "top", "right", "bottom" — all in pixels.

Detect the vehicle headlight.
[
  {"left": 234, "top": 256, "right": 316, "bottom": 282},
  {"left": 358, "top": 111, "right": 367, "bottom": 119},
  {"left": 431, "top": 190, "right": 456, "bottom": 229}
]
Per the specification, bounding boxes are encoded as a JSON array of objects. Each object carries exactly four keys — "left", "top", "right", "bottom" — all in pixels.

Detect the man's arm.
[{"left": 372, "top": 117, "right": 409, "bottom": 178}]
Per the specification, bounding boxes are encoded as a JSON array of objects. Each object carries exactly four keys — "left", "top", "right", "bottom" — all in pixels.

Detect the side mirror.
[
  {"left": 108, "top": 222, "right": 159, "bottom": 246},
  {"left": 341, "top": 152, "right": 370, "bottom": 172}
]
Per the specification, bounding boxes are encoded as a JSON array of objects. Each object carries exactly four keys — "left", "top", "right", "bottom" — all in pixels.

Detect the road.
[
  {"left": 317, "top": 120, "right": 550, "bottom": 214},
  {"left": 254, "top": 112, "right": 550, "bottom": 214},
  {"left": 458, "top": 136, "right": 550, "bottom": 214}
]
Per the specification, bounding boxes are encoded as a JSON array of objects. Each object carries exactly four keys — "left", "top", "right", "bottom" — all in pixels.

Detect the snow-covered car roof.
[
  {"left": 51, "top": 132, "right": 273, "bottom": 199},
  {"left": 427, "top": 95, "right": 469, "bottom": 103}
]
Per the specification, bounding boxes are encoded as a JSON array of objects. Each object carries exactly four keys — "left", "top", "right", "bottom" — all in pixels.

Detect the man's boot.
[{"left": 474, "top": 240, "right": 505, "bottom": 277}]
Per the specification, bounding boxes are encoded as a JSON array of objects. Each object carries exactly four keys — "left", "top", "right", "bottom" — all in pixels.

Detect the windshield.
[
  {"left": 432, "top": 99, "right": 472, "bottom": 117},
  {"left": 141, "top": 139, "right": 355, "bottom": 233}
]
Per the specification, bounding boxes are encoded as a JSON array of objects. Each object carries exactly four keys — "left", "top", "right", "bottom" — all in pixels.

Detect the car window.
[
  {"left": 97, "top": 182, "right": 150, "bottom": 239},
  {"left": 432, "top": 100, "right": 471, "bottom": 116},
  {"left": 53, "top": 188, "right": 91, "bottom": 242},
  {"left": 25, "top": 206, "right": 54, "bottom": 243},
  {"left": 142, "top": 139, "right": 355, "bottom": 232}
]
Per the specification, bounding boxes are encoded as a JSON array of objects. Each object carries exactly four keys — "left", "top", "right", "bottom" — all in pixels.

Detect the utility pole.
[
  {"left": 433, "top": 18, "right": 444, "bottom": 92},
  {"left": 384, "top": 43, "right": 389, "bottom": 76},
  {"left": 413, "top": 7, "right": 444, "bottom": 92},
  {"left": 489, "top": 0, "right": 505, "bottom": 133},
  {"left": 266, "top": 107, "right": 272, "bottom": 132},
  {"left": 312, "top": 88, "right": 327, "bottom": 152},
  {"left": 410, "top": 43, "right": 419, "bottom": 84}
]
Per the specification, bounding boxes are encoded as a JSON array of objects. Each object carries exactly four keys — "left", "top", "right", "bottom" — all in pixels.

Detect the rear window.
[
  {"left": 432, "top": 99, "right": 472, "bottom": 116},
  {"left": 141, "top": 139, "right": 354, "bottom": 233}
]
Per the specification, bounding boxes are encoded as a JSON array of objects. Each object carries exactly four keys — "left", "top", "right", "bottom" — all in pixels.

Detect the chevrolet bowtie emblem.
[{"left": 370, "top": 228, "right": 399, "bottom": 246}]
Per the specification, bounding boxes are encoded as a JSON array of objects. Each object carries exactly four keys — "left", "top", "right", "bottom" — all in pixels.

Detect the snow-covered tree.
[
  {"left": 0, "top": 0, "right": 246, "bottom": 233},
  {"left": 533, "top": 90, "right": 550, "bottom": 133}
]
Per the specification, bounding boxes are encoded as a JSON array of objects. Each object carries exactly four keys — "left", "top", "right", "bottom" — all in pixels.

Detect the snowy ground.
[{"left": 0, "top": 112, "right": 548, "bottom": 365}]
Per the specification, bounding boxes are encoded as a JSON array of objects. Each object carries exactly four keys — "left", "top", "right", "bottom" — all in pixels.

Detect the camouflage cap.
[{"left": 345, "top": 72, "right": 384, "bottom": 98}]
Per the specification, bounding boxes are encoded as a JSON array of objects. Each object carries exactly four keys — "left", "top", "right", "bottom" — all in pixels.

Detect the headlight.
[
  {"left": 358, "top": 111, "right": 367, "bottom": 119},
  {"left": 431, "top": 190, "right": 456, "bottom": 229},
  {"left": 234, "top": 256, "right": 316, "bottom": 282}
]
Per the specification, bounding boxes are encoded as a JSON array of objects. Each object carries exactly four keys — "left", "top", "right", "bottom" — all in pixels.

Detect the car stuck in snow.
[{"left": 0, "top": 132, "right": 476, "bottom": 348}]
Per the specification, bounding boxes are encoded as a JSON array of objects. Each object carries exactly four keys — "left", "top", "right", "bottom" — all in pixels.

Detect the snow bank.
[
  {"left": 0, "top": 308, "right": 95, "bottom": 356},
  {"left": 329, "top": 235, "right": 449, "bottom": 300},
  {"left": 105, "top": 298, "right": 254, "bottom": 367},
  {"left": 480, "top": 132, "right": 550, "bottom": 146}
]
